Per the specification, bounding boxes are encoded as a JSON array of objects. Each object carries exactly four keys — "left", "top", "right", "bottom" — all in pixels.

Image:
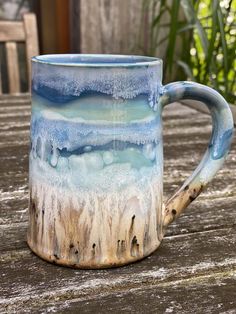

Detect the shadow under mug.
[{"left": 27, "top": 54, "right": 234, "bottom": 268}]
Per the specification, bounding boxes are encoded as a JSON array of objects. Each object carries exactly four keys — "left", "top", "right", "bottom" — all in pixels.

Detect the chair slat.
[
  {"left": 0, "top": 22, "right": 25, "bottom": 42},
  {"left": 0, "top": 14, "right": 38, "bottom": 95},
  {"left": 6, "top": 42, "right": 20, "bottom": 94},
  {"left": 23, "top": 14, "right": 39, "bottom": 91}
]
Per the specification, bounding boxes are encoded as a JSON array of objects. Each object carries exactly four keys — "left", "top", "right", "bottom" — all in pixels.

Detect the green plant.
[{"left": 140, "top": 0, "right": 236, "bottom": 103}]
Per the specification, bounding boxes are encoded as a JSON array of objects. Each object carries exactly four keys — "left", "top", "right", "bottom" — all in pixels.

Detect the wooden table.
[{"left": 0, "top": 95, "right": 235, "bottom": 313}]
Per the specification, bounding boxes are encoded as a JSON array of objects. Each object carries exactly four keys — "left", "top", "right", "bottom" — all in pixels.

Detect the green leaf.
[
  {"left": 165, "top": 0, "right": 181, "bottom": 75},
  {"left": 181, "top": 0, "right": 209, "bottom": 56},
  {"left": 177, "top": 24, "right": 196, "bottom": 33},
  {"left": 152, "top": 6, "right": 167, "bottom": 27},
  {"left": 139, "top": 0, "right": 235, "bottom": 103},
  {"left": 203, "top": 0, "right": 218, "bottom": 84},
  {"left": 217, "top": 4, "right": 229, "bottom": 93}
]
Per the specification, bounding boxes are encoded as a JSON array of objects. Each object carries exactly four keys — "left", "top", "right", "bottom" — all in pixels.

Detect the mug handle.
[{"left": 160, "top": 81, "right": 234, "bottom": 228}]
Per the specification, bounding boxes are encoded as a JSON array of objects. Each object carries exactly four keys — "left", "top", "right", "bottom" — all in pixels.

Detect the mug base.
[{"left": 27, "top": 238, "right": 161, "bottom": 269}]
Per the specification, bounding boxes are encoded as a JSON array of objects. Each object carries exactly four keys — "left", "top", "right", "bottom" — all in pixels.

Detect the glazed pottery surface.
[{"left": 28, "top": 54, "right": 234, "bottom": 268}]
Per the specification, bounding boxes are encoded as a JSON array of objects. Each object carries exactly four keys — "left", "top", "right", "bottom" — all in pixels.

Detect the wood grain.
[
  {"left": 23, "top": 13, "right": 39, "bottom": 90},
  {"left": 0, "top": 96, "right": 235, "bottom": 312},
  {"left": 78, "top": 0, "right": 185, "bottom": 81},
  {"left": 1, "top": 227, "right": 236, "bottom": 312},
  {"left": 47, "top": 275, "right": 236, "bottom": 314},
  {"left": 0, "top": 22, "right": 25, "bottom": 42},
  {"left": 0, "top": 14, "right": 38, "bottom": 95},
  {"left": 80, "top": 0, "right": 143, "bottom": 54},
  {"left": 5, "top": 42, "right": 20, "bottom": 94}
]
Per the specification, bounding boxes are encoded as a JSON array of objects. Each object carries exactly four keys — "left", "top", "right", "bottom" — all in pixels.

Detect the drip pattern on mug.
[{"left": 28, "top": 58, "right": 164, "bottom": 268}]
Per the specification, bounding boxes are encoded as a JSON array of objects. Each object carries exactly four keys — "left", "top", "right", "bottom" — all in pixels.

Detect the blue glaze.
[
  {"left": 32, "top": 55, "right": 162, "bottom": 108},
  {"left": 212, "top": 128, "right": 234, "bottom": 159},
  {"left": 32, "top": 93, "right": 158, "bottom": 121},
  {"left": 28, "top": 54, "right": 234, "bottom": 268},
  {"left": 30, "top": 55, "right": 234, "bottom": 193},
  {"left": 30, "top": 54, "right": 163, "bottom": 192},
  {"left": 32, "top": 54, "right": 162, "bottom": 66},
  {"left": 160, "top": 81, "right": 234, "bottom": 185},
  {"left": 31, "top": 114, "right": 160, "bottom": 148}
]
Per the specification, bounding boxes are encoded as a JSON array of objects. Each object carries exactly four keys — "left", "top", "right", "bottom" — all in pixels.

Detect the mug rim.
[{"left": 32, "top": 54, "right": 162, "bottom": 67}]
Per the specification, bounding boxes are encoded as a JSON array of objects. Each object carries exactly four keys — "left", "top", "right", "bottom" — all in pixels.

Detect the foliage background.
[{"left": 140, "top": 0, "right": 236, "bottom": 103}]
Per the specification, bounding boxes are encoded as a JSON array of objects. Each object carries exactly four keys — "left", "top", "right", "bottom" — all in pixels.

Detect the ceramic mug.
[{"left": 27, "top": 54, "right": 234, "bottom": 268}]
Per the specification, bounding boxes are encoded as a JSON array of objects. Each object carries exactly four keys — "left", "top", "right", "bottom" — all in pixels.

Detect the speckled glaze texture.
[
  {"left": 160, "top": 82, "right": 234, "bottom": 228},
  {"left": 27, "top": 54, "right": 234, "bottom": 269}
]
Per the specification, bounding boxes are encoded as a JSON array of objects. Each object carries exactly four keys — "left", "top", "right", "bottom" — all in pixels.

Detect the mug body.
[{"left": 27, "top": 54, "right": 164, "bottom": 268}]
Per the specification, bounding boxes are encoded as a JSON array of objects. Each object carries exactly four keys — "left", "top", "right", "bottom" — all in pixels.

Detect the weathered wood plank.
[
  {"left": 0, "top": 227, "right": 235, "bottom": 312},
  {"left": 5, "top": 42, "right": 20, "bottom": 94},
  {"left": 78, "top": 0, "right": 183, "bottom": 81},
  {"left": 80, "top": 0, "right": 143, "bottom": 54},
  {"left": 0, "top": 198, "right": 28, "bottom": 224},
  {"left": 0, "top": 222, "right": 27, "bottom": 252},
  {"left": 0, "top": 21, "right": 25, "bottom": 42},
  {"left": 0, "top": 105, "right": 30, "bottom": 114},
  {"left": 23, "top": 13, "right": 39, "bottom": 90},
  {"left": 0, "top": 131, "right": 29, "bottom": 147},
  {"left": 0, "top": 94, "right": 30, "bottom": 104},
  {"left": 0, "top": 116, "right": 30, "bottom": 128},
  {"left": 40, "top": 275, "right": 236, "bottom": 314}
]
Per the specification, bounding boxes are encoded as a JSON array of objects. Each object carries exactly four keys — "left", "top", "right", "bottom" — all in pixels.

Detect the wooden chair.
[{"left": 0, "top": 13, "right": 39, "bottom": 94}]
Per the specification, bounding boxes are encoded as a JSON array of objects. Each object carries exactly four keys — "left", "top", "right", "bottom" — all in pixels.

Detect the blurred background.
[{"left": 0, "top": 0, "right": 235, "bottom": 103}]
